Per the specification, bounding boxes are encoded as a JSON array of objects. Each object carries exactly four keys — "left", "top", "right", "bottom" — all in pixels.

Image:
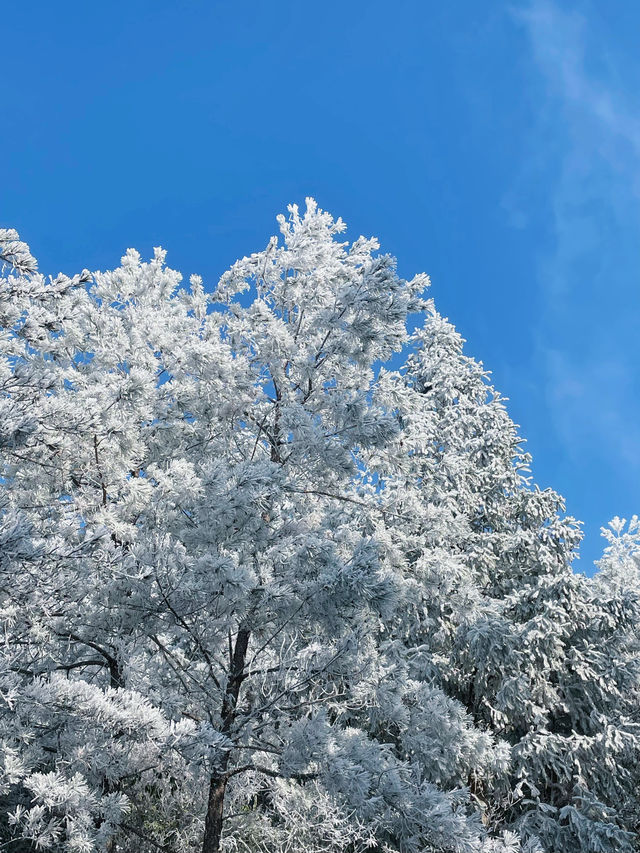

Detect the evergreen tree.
[{"left": 376, "top": 307, "right": 640, "bottom": 851}]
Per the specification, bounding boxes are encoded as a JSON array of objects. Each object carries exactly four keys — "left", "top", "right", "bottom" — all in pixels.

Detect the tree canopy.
[{"left": 0, "top": 202, "right": 638, "bottom": 853}]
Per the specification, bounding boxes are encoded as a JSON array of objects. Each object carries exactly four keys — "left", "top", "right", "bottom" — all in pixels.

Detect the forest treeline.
[{"left": 0, "top": 202, "right": 638, "bottom": 853}]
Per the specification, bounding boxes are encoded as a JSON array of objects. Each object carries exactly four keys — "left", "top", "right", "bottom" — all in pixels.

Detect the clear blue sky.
[{"left": 4, "top": 1, "right": 639, "bottom": 571}]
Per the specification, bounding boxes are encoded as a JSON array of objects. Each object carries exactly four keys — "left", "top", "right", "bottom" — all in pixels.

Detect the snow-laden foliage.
[
  {"left": 0, "top": 200, "right": 637, "bottom": 853},
  {"left": 373, "top": 311, "right": 640, "bottom": 851},
  {"left": 590, "top": 517, "right": 640, "bottom": 841}
]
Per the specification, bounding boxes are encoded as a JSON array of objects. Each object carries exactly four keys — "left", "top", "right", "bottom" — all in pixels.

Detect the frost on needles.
[{"left": 0, "top": 201, "right": 638, "bottom": 853}]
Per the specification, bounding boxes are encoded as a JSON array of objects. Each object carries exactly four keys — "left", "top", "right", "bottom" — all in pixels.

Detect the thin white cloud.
[
  {"left": 546, "top": 348, "right": 639, "bottom": 468},
  {"left": 520, "top": 2, "right": 640, "bottom": 154},
  {"left": 515, "top": 0, "right": 640, "bottom": 479}
]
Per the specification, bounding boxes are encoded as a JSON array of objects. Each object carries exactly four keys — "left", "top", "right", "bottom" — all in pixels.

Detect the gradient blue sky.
[{"left": 4, "top": 1, "right": 638, "bottom": 570}]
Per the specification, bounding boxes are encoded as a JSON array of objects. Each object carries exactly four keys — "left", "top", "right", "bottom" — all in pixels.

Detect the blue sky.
[{"left": 4, "top": 0, "right": 638, "bottom": 570}]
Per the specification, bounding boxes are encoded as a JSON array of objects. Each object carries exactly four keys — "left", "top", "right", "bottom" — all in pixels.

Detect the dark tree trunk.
[
  {"left": 108, "top": 655, "right": 124, "bottom": 689},
  {"left": 202, "top": 775, "right": 228, "bottom": 853},
  {"left": 201, "top": 627, "right": 250, "bottom": 853}
]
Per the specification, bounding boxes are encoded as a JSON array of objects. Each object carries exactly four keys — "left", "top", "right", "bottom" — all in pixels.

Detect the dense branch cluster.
[{"left": 0, "top": 202, "right": 638, "bottom": 853}]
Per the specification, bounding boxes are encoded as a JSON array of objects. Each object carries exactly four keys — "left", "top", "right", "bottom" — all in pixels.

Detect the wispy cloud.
[
  {"left": 514, "top": 0, "right": 640, "bottom": 481},
  {"left": 545, "top": 348, "right": 639, "bottom": 469},
  {"left": 520, "top": 2, "right": 640, "bottom": 149}
]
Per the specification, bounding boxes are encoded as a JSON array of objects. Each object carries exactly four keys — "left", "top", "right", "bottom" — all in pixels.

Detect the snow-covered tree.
[
  {"left": 595, "top": 516, "right": 640, "bottom": 595},
  {"left": 0, "top": 201, "right": 637, "bottom": 853},
  {"left": 0, "top": 203, "right": 521, "bottom": 853},
  {"left": 591, "top": 517, "right": 640, "bottom": 840},
  {"left": 373, "top": 308, "right": 640, "bottom": 851}
]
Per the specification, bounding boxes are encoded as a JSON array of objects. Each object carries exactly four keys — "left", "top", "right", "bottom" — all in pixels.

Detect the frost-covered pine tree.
[
  {"left": 373, "top": 308, "right": 640, "bottom": 851},
  {"left": 1, "top": 201, "right": 638, "bottom": 853},
  {"left": 595, "top": 516, "right": 640, "bottom": 595},
  {"left": 592, "top": 517, "right": 640, "bottom": 840},
  {"left": 1, "top": 203, "right": 536, "bottom": 853}
]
